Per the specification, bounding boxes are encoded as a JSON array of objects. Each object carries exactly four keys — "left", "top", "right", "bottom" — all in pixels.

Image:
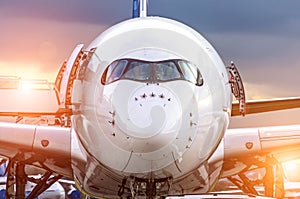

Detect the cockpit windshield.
[
  {"left": 124, "top": 61, "right": 150, "bottom": 81},
  {"left": 155, "top": 61, "right": 181, "bottom": 81},
  {"left": 101, "top": 59, "right": 203, "bottom": 86}
]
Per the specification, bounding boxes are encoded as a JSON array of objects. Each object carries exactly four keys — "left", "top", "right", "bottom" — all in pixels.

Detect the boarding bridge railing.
[{"left": 0, "top": 76, "right": 69, "bottom": 126}]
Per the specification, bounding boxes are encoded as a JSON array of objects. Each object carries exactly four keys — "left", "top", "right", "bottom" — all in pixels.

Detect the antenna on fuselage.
[{"left": 132, "top": 0, "right": 148, "bottom": 18}]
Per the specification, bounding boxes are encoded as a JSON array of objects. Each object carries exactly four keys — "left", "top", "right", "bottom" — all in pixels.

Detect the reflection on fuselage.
[{"left": 74, "top": 55, "right": 229, "bottom": 177}]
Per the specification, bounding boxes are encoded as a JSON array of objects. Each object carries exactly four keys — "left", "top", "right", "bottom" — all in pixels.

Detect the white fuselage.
[{"left": 71, "top": 16, "right": 232, "bottom": 197}]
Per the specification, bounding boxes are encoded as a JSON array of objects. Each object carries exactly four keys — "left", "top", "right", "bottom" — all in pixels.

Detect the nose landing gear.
[{"left": 118, "top": 176, "right": 173, "bottom": 199}]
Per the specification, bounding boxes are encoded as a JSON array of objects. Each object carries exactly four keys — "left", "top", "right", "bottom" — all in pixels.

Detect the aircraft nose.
[{"left": 127, "top": 84, "right": 182, "bottom": 139}]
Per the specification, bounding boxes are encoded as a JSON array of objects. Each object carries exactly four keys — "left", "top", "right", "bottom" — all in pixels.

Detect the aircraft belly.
[
  {"left": 72, "top": 154, "right": 123, "bottom": 199},
  {"left": 71, "top": 150, "right": 223, "bottom": 198}
]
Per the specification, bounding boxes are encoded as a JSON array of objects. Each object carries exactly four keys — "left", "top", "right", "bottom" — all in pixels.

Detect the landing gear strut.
[
  {"left": 227, "top": 156, "right": 285, "bottom": 198},
  {"left": 4, "top": 152, "right": 62, "bottom": 199},
  {"left": 263, "top": 156, "right": 284, "bottom": 198}
]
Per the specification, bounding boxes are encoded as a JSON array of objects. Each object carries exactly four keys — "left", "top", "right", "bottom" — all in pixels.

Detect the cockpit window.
[
  {"left": 178, "top": 61, "right": 198, "bottom": 84},
  {"left": 155, "top": 61, "right": 181, "bottom": 81},
  {"left": 108, "top": 60, "right": 127, "bottom": 83},
  {"left": 101, "top": 59, "right": 203, "bottom": 86},
  {"left": 124, "top": 61, "right": 150, "bottom": 81},
  {"left": 103, "top": 61, "right": 117, "bottom": 83}
]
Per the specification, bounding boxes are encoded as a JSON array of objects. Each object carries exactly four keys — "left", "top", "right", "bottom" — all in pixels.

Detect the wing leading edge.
[{"left": 232, "top": 97, "right": 300, "bottom": 116}]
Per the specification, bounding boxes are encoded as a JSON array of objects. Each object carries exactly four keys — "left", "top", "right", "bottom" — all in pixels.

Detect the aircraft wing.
[
  {"left": 0, "top": 122, "right": 74, "bottom": 178},
  {"left": 231, "top": 97, "right": 300, "bottom": 116},
  {"left": 221, "top": 124, "right": 300, "bottom": 178}
]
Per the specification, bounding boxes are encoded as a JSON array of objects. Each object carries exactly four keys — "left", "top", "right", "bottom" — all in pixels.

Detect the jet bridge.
[
  {"left": 0, "top": 44, "right": 87, "bottom": 127},
  {"left": 0, "top": 76, "right": 66, "bottom": 126}
]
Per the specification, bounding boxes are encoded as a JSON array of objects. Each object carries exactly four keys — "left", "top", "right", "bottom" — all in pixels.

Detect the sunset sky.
[{"left": 0, "top": 0, "right": 300, "bottom": 127}]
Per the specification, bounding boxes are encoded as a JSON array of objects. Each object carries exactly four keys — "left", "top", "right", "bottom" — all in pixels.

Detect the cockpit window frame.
[{"left": 101, "top": 58, "right": 203, "bottom": 86}]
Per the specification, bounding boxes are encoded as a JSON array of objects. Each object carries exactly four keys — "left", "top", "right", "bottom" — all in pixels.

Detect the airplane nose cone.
[{"left": 127, "top": 84, "right": 182, "bottom": 139}]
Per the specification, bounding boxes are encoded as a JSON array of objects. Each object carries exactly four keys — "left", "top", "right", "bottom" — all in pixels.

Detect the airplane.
[{"left": 0, "top": 0, "right": 300, "bottom": 198}]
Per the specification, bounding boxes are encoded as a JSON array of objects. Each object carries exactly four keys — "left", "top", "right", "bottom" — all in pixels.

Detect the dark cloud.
[
  {"left": 148, "top": 0, "right": 300, "bottom": 35},
  {"left": 0, "top": 0, "right": 299, "bottom": 98},
  {"left": 0, "top": 0, "right": 132, "bottom": 25},
  {"left": 2, "top": 0, "right": 300, "bottom": 36}
]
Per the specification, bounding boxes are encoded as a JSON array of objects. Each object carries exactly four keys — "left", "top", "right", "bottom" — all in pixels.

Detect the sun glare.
[
  {"left": 20, "top": 81, "right": 33, "bottom": 92},
  {"left": 0, "top": 62, "right": 57, "bottom": 82},
  {"left": 283, "top": 159, "right": 300, "bottom": 181}
]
